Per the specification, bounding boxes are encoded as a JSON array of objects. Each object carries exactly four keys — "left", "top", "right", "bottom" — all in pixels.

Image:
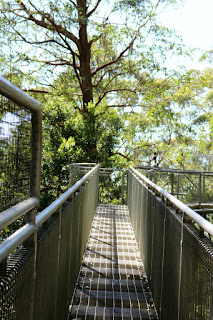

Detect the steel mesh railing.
[
  {"left": 137, "top": 166, "right": 213, "bottom": 225},
  {"left": 70, "top": 165, "right": 127, "bottom": 205},
  {"left": 0, "top": 76, "right": 42, "bottom": 242},
  {"left": 0, "top": 75, "right": 42, "bottom": 319},
  {"left": 0, "top": 77, "right": 99, "bottom": 319},
  {"left": 0, "top": 163, "right": 99, "bottom": 319},
  {"left": 137, "top": 166, "right": 213, "bottom": 204},
  {"left": 128, "top": 167, "right": 213, "bottom": 320},
  {"left": 0, "top": 96, "right": 32, "bottom": 212}
]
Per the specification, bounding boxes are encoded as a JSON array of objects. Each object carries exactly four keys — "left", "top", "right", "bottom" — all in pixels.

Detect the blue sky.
[
  {"left": 157, "top": 0, "right": 213, "bottom": 69},
  {"left": 158, "top": 0, "right": 213, "bottom": 51}
]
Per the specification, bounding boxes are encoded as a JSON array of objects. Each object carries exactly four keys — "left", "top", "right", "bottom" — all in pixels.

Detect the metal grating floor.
[{"left": 68, "top": 204, "right": 158, "bottom": 320}]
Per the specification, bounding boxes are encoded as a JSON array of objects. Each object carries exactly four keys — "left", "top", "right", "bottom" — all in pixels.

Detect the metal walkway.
[{"left": 68, "top": 204, "right": 158, "bottom": 320}]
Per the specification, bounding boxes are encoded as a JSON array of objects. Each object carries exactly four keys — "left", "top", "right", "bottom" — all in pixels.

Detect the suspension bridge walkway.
[
  {"left": 69, "top": 204, "right": 157, "bottom": 320},
  {"left": 0, "top": 76, "right": 213, "bottom": 320}
]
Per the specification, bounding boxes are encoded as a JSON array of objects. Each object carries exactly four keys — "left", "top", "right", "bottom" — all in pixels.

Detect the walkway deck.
[{"left": 68, "top": 204, "right": 158, "bottom": 320}]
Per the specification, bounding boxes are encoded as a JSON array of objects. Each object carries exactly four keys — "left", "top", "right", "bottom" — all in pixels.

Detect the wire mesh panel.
[
  {"left": 70, "top": 164, "right": 91, "bottom": 186},
  {"left": 140, "top": 167, "right": 213, "bottom": 206},
  {"left": 0, "top": 247, "right": 34, "bottom": 320},
  {"left": 34, "top": 217, "right": 60, "bottom": 320},
  {"left": 160, "top": 208, "right": 182, "bottom": 320},
  {"left": 0, "top": 76, "right": 41, "bottom": 320},
  {"left": 0, "top": 160, "right": 99, "bottom": 320},
  {"left": 33, "top": 167, "right": 99, "bottom": 320},
  {"left": 180, "top": 223, "right": 213, "bottom": 320},
  {"left": 139, "top": 167, "right": 213, "bottom": 227},
  {"left": 149, "top": 197, "right": 166, "bottom": 312},
  {"left": 202, "top": 174, "right": 213, "bottom": 204},
  {"left": 0, "top": 96, "right": 32, "bottom": 212},
  {"left": 128, "top": 169, "right": 213, "bottom": 320}
]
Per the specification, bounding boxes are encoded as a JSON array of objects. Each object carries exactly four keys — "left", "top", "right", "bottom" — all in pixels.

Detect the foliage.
[
  {"left": 1, "top": 0, "right": 213, "bottom": 210},
  {"left": 0, "top": 0, "right": 184, "bottom": 106}
]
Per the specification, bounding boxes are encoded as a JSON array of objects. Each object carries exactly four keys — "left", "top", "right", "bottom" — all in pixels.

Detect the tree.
[
  {"left": 113, "top": 67, "right": 213, "bottom": 168},
  {"left": 0, "top": 0, "right": 183, "bottom": 105},
  {"left": 0, "top": 0, "right": 185, "bottom": 161}
]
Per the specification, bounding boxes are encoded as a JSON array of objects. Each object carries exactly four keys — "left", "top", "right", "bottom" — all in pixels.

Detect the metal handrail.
[
  {"left": 71, "top": 163, "right": 97, "bottom": 166},
  {"left": 0, "top": 197, "right": 39, "bottom": 231},
  {"left": 134, "top": 165, "right": 213, "bottom": 175},
  {"left": 36, "top": 164, "right": 99, "bottom": 227},
  {"left": 0, "top": 76, "right": 41, "bottom": 112},
  {"left": 130, "top": 167, "right": 213, "bottom": 237},
  {"left": 0, "top": 75, "right": 42, "bottom": 208},
  {"left": 0, "top": 164, "right": 99, "bottom": 263}
]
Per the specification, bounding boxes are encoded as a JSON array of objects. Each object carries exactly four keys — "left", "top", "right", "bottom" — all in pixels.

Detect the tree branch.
[
  {"left": 91, "top": 23, "right": 146, "bottom": 77},
  {"left": 53, "top": 24, "right": 83, "bottom": 92},
  {"left": 87, "top": 0, "right": 102, "bottom": 18},
  {"left": 69, "top": 0, "right": 77, "bottom": 9},
  {"left": 37, "top": 59, "right": 77, "bottom": 66},
  {"left": 95, "top": 88, "right": 137, "bottom": 107},
  {"left": 16, "top": 0, "right": 80, "bottom": 47},
  {"left": 113, "top": 152, "right": 130, "bottom": 159},
  {"left": 13, "top": 27, "right": 70, "bottom": 50},
  {"left": 24, "top": 88, "right": 50, "bottom": 93},
  {"left": 106, "top": 104, "right": 147, "bottom": 108},
  {"left": 91, "top": 4, "right": 161, "bottom": 77}
]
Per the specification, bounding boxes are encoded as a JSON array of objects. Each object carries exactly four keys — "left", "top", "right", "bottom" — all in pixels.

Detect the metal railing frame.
[
  {"left": 0, "top": 164, "right": 100, "bottom": 262},
  {"left": 0, "top": 75, "right": 42, "bottom": 319},
  {"left": 0, "top": 75, "right": 42, "bottom": 227},
  {"left": 69, "top": 163, "right": 97, "bottom": 186},
  {"left": 136, "top": 165, "right": 213, "bottom": 210},
  {"left": 0, "top": 160, "right": 99, "bottom": 320},
  {"left": 130, "top": 167, "right": 213, "bottom": 237},
  {"left": 70, "top": 165, "right": 127, "bottom": 204},
  {"left": 135, "top": 165, "right": 213, "bottom": 174},
  {"left": 128, "top": 167, "right": 213, "bottom": 319}
]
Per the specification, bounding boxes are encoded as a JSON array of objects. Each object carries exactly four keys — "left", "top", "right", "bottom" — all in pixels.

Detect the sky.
[
  {"left": 158, "top": 0, "right": 213, "bottom": 68},
  {"left": 105, "top": 0, "right": 213, "bottom": 70}
]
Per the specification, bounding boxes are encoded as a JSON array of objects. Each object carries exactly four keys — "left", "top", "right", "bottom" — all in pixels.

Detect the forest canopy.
[{"left": 0, "top": 0, "right": 213, "bottom": 203}]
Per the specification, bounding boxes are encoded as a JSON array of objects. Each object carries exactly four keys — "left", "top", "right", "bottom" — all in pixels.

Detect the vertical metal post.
[
  {"left": 54, "top": 206, "right": 62, "bottom": 320},
  {"left": 199, "top": 173, "right": 202, "bottom": 208},
  {"left": 207, "top": 154, "right": 210, "bottom": 171},
  {"left": 154, "top": 170, "right": 157, "bottom": 185},
  {"left": 177, "top": 211, "right": 184, "bottom": 320},
  {"left": 121, "top": 170, "right": 125, "bottom": 205},
  {"left": 159, "top": 197, "right": 167, "bottom": 319},
  {"left": 177, "top": 174, "right": 180, "bottom": 199},
  {"left": 24, "top": 208, "right": 37, "bottom": 320},
  {"left": 202, "top": 173, "right": 205, "bottom": 204},
  {"left": 26, "top": 109, "right": 42, "bottom": 320},
  {"left": 171, "top": 172, "right": 174, "bottom": 195},
  {"left": 150, "top": 188, "right": 156, "bottom": 281},
  {"left": 31, "top": 111, "right": 42, "bottom": 201},
  {"left": 69, "top": 164, "right": 74, "bottom": 187}
]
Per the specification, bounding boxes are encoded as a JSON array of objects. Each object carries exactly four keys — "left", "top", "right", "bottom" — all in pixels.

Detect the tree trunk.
[
  {"left": 77, "top": 0, "right": 93, "bottom": 111},
  {"left": 76, "top": 1, "right": 98, "bottom": 161}
]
